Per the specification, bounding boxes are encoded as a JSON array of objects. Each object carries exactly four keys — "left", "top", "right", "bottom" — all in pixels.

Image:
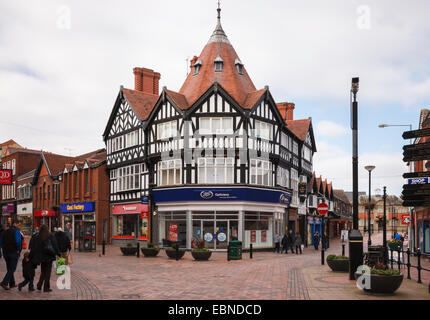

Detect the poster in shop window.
[
  {"left": 261, "top": 230, "right": 266, "bottom": 243},
  {"left": 169, "top": 223, "right": 178, "bottom": 242},
  {"left": 250, "top": 230, "right": 256, "bottom": 243}
]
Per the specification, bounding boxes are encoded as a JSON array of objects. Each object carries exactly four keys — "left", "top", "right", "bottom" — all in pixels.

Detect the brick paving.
[{"left": 0, "top": 232, "right": 429, "bottom": 300}]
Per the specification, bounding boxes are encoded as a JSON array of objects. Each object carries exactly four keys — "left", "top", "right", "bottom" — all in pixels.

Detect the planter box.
[
  {"left": 191, "top": 250, "right": 212, "bottom": 261},
  {"left": 327, "top": 259, "right": 349, "bottom": 272},
  {"left": 141, "top": 247, "right": 160, "bottom": 257},
  {"left": 120, "top": 247, "right": 138, "bottom": 256},
  {"left": 355, "top": 272, "right": 403, "bottom": 294},
  {"left": 388, "top": 242, "right": 402, "bottom": 251},
  {"left": 165, "top": 249, "right": 186, "bottom": 260}
]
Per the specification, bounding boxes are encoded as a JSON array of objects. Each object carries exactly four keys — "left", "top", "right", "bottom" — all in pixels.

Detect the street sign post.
[
  {"left": 401, "top": 215, "right": 411, "bottom": 225},
  {"left": 408, "top": 177, "right": 429, "bottom": 185},
  {"left": 317, "top": 203, "right": 329, "bottom": 215}
]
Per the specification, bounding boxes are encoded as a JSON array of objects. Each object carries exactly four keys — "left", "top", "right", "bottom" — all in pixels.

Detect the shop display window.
[{"left": 114, "top": 214, "right": 138, "bottom": 237}]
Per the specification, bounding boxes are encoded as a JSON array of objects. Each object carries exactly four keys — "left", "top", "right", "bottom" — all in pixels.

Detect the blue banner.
[
  {"left": 60, "top": 202, "right": 95, "bottom": 213},
  {"left": 152, "top": 187, "right": 292, "bottom": 205}
]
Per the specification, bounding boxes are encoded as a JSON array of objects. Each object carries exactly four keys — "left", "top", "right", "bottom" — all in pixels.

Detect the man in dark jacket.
[
  {"left": 286, "top": 230, "right": 295, "bottom": 254},
  {"left": 55, "top": 228, "right": 71, "bottom": 263},
  {"left": 0, "top": 220, "right": 22, "bottom": 290}
]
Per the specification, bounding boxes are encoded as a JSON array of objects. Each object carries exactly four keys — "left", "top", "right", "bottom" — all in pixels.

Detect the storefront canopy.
[{"left": 34, "top": 209, "right": 58, "bottom": 217}]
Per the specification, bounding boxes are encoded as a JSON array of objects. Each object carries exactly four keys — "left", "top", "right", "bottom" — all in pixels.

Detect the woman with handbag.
[{"left": 29, "top": 225, "right": 60, "bottom": 292}]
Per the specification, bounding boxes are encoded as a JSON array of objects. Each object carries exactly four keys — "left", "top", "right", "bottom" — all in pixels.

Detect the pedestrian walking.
[
  {"left": 287, "top": 230, "right": 295, "bottom": 254},
  {"left": 0, "top": 220, "right": 23, "bottom": 290},
  {"left": 55, "top": 227, "right": 71, "bottom": 264},
  {"left": 18, "top": 252, "right": 36, "bottom": 291},
  {"left": 29, "top": 224, "right": 60, "bottom": 292},
  {"left": 294, "top": 232, "right": 303, "bottom": 254},
  {"left": 281, "top": 233, "right": 288, "bottom": 253},
  {"left": 313, "top": 231, "right": 320, "bottom": 250},
  {"left": 274, "top": 233, "right": 281, "bottom": 253}
]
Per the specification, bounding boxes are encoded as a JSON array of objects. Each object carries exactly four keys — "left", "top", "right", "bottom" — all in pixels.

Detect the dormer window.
[
  {"left": 193, "top": 59, "right": 202, "bottom": 75},
  {"left": 235, "top": 59, "right": 244, "bottom": 75},
  {"left": 214, "top": 56, "right": 224, "bottom": 72}
]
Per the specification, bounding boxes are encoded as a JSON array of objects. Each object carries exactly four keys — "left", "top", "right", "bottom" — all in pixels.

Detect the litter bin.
[
  {"left": 367, "top": 245, "right": 384, "bottom": 267},
  {"left": 228, "top": 240, "right": 242, "bottom": 260}
]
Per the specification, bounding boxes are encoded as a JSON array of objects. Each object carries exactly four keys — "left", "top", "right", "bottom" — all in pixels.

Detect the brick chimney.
[
  {"left": 286, "top": 103, "right": 295, "bottom": 121},
  {"left": 276, "top": 103, "right": 288, "bottom": 121},
  {"left": 133, "top": 67, "right": 161, "bottom": 95}
]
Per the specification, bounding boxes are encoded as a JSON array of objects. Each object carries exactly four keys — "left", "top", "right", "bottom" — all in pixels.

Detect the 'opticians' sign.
[
  {"left": 60, "top": 202, "right": 95, "bottom": 213},
  {"left": 0, "top": 169, "right": 12, "bottom": 185}
]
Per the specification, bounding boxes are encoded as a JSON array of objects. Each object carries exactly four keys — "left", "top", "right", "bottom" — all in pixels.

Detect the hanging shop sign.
[
  {"left": 169, "top": 223, "right": 178, "bottom": 242},
  {"left": 298, "top": 182, "right": 307, "bottom": 196},
  {"left": 60, "top": 201, "right": 95, "bottom": 214},
  {"left": 402, "top": 128, "right": 430, "bottom": 139},
  {"left": 141, "top": 196, "right": 149, "bottom": 204},
  {"left": 153, "top": 187, "right": 292, "bottom": 205},
  {"left": 401, "top": 215, "right": 411, "bottom": 225},
  {"left": 0, "top": 169, "right": 12, "bottom": 185}
]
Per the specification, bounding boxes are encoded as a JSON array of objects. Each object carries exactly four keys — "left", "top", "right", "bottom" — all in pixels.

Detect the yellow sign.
[{"left": 66, "top": 204, "right": 84, "bottom": 211}]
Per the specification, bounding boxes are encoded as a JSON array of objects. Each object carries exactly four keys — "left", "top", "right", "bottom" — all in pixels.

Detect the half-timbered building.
[{"left": 103, "top": 5, "right": 317, "bottom": 250}]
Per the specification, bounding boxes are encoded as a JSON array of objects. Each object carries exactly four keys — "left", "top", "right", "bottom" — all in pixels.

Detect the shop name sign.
[
  {"left": 153, "top": 187, "right": 292, "bottom": 205},
  {"left": 0, "top": 169, "right": 12, "bottom": 185},
  {"left": 60, "top": 202, "right": 95, "bottom": 213},
  {"left": 408, "top": 177, "right": 429, "bottom": 185}
]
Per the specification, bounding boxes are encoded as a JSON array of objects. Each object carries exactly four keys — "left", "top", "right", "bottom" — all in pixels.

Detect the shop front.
[
  {"left": 60, "top": 202, "right": 97, "bottom": 251},
  {"left": 417, "top": 218, "right": 430, "bottom": 256},
  {"left": 112, "top": 203, "right": 149, "bottom": 243},
  {"left": 17, "top": 202, "right": 32, "bottom": 236},
  {"left": 33, "top": 209, "right": 58, "bottom": 232},
  {"left": 1, "top": 203, "right": 15, "bottom": 227},
  {"left": 307, "top": 216, "right": 322, "bottom": 246},
  {"left": 153, "top": 186, "right": 291, "bottom": 250}
]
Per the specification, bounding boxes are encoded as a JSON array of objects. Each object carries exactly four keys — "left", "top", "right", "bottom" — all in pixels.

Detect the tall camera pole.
[{"left": 349, "top": 77, "right": 364, "bottom": 280}]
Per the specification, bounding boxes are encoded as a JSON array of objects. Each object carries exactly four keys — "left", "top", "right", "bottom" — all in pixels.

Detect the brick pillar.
[
  {"left": 286, "top": 103, "right": 295, "bottom": 121},
  {"left": 133, "top": 68, "right": 143, "bottom": 91},
  {"left": 276, "top": 103, "right": 288, "bottom": 122}
]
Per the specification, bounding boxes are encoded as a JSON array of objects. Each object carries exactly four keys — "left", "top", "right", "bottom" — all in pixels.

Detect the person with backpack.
[
  {"left": 29, "top": 224, "right": 60, "bottom": 292},
  {"left": 55, "top": 227, "right": 71, "bottom": 264},
  {"left": 0, "top": 220, "right": 23, "bottom": 290}
]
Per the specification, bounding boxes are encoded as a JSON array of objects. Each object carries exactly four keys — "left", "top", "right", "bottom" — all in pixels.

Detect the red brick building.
[
  {"left": 1, "top": 148, "right": 42, "bottom": 226},
  {"left": 16, "top": 169, "right": 37, "bottom": 235},
  {"left": 59, "top": 149, "right": 110, "bottom": 250}
]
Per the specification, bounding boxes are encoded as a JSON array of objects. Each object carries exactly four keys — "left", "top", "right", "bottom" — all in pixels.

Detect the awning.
[
  {"left": 112, "top": 203, "right": 149, "bottom": 215},
  {"left": 34, "top": 209, "right": 58, "bottom": 217}
]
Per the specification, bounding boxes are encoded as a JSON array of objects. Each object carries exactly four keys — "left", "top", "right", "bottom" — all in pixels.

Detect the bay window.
[
  {"left": 254, "top": 120, "right": 273, "bottom": 140},
  {"left": 198, "top": 157, "right": 234, "bottom": 184},
  {"left": 157, "top": 120, "right": 177, "bottom": 140},
  {"left": 158, "top": 159, "right": 182, "bottom": 186},
  {"left": 250, "top": 159, "right": 272, "bottom": 186},
  {"left": 277, "top": 166, "right": 290, "bottom": 188},
  {"left": 125, "top": 131, "right": 138, "bottom": 148},
  {"left": 117, "top": 164, "right": 141, "bottom": 192},
  {"left": 199, "top": 117, "right": 233, "bottom": 135}
]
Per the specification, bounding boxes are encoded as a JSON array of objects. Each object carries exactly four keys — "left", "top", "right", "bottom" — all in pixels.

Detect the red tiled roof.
[
  {"left": 179, "top": 36, "right": 256, "bottom": 107},
  {"left": 63, "top": 149, "right": 106, "bottom": 171},
  {"left": 122, "top": 88, "right": 158, "bottom": 120},
  {"left": 334, "top": 189, "right": 350, "bottom": 203},
  {"left": 243, "top": 89, "right": 266, "bottom": 110},
  {"left": 0, "top": 139, "right": 18, "bottom": 147},
  {"left": 322, "top": 179, "right": 327, "bottom": 194},
  {"left": 285, "top": 119, "right": 311, "bottom": 141},
  {"left": 42, "top": 152, "right": 75, "bottom": 176},
  {"left": 165, "top": 90, "right": 189, "bottom": 110}
]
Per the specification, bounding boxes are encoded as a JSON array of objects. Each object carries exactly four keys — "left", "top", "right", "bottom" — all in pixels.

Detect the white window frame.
[
  {"left": 125, "top": 131, "right": 138, "bottom": 148},
  {"left": 277, "top": 166, "right": 290, "bottom": 188},
  {"left": 158, "top": 159, "right": 182, "bottom": 186},
  {"left": 254, "top": 120, "right": 273, "bottom": 140},
  {"left": 157, "top": 120, "right": 178, "bottom": 140},
  {"left": 197, "top": 157, "right": 234, "bottom": 184},
  {"left": 199, "top": 117, "right": 233, "bottom": 135},
  {"left": 250, "top": 159, "right": 273, "bottom": 186},
  {"left": 116, "top": 164, "right": 141, "bottom": 192}
]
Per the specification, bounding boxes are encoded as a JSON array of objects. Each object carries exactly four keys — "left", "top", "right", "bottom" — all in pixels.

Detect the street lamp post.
[
  {"left": 349, "top": 77, "right": 363, "bottom": 280},
  {"left": 383, "top": 186, "right": 388, "bottom": 265},
  {"left": 364, "top": 165, "right": 375, "bottom": 247}
]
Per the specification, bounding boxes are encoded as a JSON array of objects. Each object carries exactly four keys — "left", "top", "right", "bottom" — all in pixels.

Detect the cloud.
[{"left": 316, "top": 121, "right": 348, "bottom": 138}]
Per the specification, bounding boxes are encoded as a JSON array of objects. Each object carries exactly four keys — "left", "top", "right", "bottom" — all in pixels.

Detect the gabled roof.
[
  {"left": 179, "top": 7, "right": 256, "bottom": 107},
  {"left": 334, "top": 189, "right": 350, "bottom": 204},
  {"left": 42, "top": 152, "right": 75, "bottom": 177},
  {"left": 5, "top": 147, "right": 42, "bottom": 156},
  {"left": 0, "top": 139, "right": 18, "bottom": 147},
  {"left": 285, "top": 119, "right": 311, "bottom": 142},
  {"left": 62, "top": 149, "right": 106, "bottom": 173},
  {"left": 165, "top": 89, "right": 189, "bottom": 110},
  {"left": 243, "top": 89, "right": 266, "bottom": 110},
  {"left": 17, "top": 169, "right": 37, "bottom": 181},
  {"left": 122, "top": 88, "right": 159, "bottom": 120}
]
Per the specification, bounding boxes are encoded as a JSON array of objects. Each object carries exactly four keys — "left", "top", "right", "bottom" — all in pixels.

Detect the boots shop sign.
[{"left": 0, "top": 169, "right": 12, "bottom": 185}]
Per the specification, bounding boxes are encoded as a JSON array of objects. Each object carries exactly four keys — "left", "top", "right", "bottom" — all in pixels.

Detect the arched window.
[{"left": 43, "top": 182, "right": 46, "bottom": 200}]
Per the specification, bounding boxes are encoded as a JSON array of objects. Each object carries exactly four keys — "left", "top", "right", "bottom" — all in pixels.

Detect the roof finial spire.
[
  {"left": 217, "top": 0, "right": 221, "bottom": 21},
  {"left": 208, "top": 0, "right": 230, "bottom": 44}
]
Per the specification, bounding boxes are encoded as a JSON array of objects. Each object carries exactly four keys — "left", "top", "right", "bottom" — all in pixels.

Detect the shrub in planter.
[
  {"left": 388, "top": 240, "right": 403, "bottom": 251},
  {"left": 355, "top": 262, "right": 403, "bottom": 294},
  {"left": 191, "top": 239, "right": 212, "bottom": 261},
  {"left": 141, "top": 243, "right": 160, "bottom": 257},
  {"left": 326, "top": 255, "right": 349, "bottom": 272},
  {"left": 120, "top": 243, "right": 138, "bottom": 256},
  {"left": 165, "top": 242, "right": 186, "bottom": 260}
]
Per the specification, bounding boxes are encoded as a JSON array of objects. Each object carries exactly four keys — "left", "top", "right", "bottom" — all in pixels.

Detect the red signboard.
[
  {"left": 250, "top": 230, "right": 256, "bottom": 243},
  {"left": 317, "top": 203, "right": 329, "bottom": 215},
  {"left": 34, "top": 210, "right": 57, "bottom": 217},
  {"left": 112, "top": 203, "right": 148, "bottom": 215},
  {"left": 401, "top": 214, "right": 411, "bottom": 225},
  {"left": 169, "top": 223, "right": 178, "bottom": 242},
  {"left": 0, "top": 169, "right": 12, "bottom": 185},
  {"left": 261, "top": 230, "right": 267, "bottom": 242}
]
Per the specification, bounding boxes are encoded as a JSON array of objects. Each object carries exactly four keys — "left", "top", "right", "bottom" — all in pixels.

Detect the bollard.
[
  {"left": 137, "top": 242, "right": 140, "bottom": 258},
  {"left": 342, "top": 243, "right": 345, "bottom": 257},
  {"left": 102, "top": 240, "right": 105, "bottom": 256},
  {"left": 176, "top": 244, "right": 179, "bottom": 261},
  {"left": 227, "top": 245, "right": 230, "bottom": 261},
  {"left": 321, "top": 248, "right": 325, "bottom": 265},
  {"left": 407, "top": 248, "right": 411, "bottom": 280},
  {"left": 250, "top": 243, "right": 253, "bottom": 259},
  {"left": 417, "top": 249, "right": 422, "bottom": 284},
  {"left": 390, "top": 249, "right": 394, "bottom": 269},
  {"left": 397, "top": 250, "right": 401, "bottom": 270}
]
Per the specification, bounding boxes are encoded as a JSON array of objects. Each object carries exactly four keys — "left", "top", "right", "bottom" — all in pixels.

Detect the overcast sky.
[{"left": 1, "top": 0, "right": 430, "bottom": 196}]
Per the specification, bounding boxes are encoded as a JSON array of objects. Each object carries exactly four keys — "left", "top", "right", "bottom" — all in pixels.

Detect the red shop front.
[
  {"left": 112, "top": 203, "right": 150, "bottom": 242},
  {"left": 34, "top": 209, "right": 59, "bottom": 233}
]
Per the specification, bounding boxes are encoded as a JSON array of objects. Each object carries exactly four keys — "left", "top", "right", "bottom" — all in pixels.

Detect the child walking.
[{"left": 18, "top": 252, "right": 35, "bottom": 291}]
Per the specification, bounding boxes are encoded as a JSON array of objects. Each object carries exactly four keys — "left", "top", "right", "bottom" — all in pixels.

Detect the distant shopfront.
[
  {"left": 33, "top": 209, "right": 58, "bottom": 232},
  {"left": 1, "top": 203, "right": 15, "bottom": 226},
  {"left": 112, "top": 203, "right": 149, "bottom": 242},
  {"left": 17, "top": 202, "right": 32, "bottom": 236},
  {"left": 60, "top": 201, "right": 96, "bottom": 251},
  {"left": 307, "top": 216, "right": 322, "bottom": 246},
  {"left": 153, "top": 186, "right": 291, "bottom": 250}
]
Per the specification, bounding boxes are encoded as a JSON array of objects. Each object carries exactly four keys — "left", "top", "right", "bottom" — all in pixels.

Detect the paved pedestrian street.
[{"left": 0, "top": 233, "right": 429, "bottom": 300}]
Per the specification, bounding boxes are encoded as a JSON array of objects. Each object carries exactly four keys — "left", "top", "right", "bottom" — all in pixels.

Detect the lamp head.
[
  {"left": 365, "top": 165, "right": 376, "bottom": 172},
  {"left": 378, "top": 124, "right": 388, "bottom": 128},
  {"left": 351, "top": 77, "right": 359, "bottom": 94}
]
